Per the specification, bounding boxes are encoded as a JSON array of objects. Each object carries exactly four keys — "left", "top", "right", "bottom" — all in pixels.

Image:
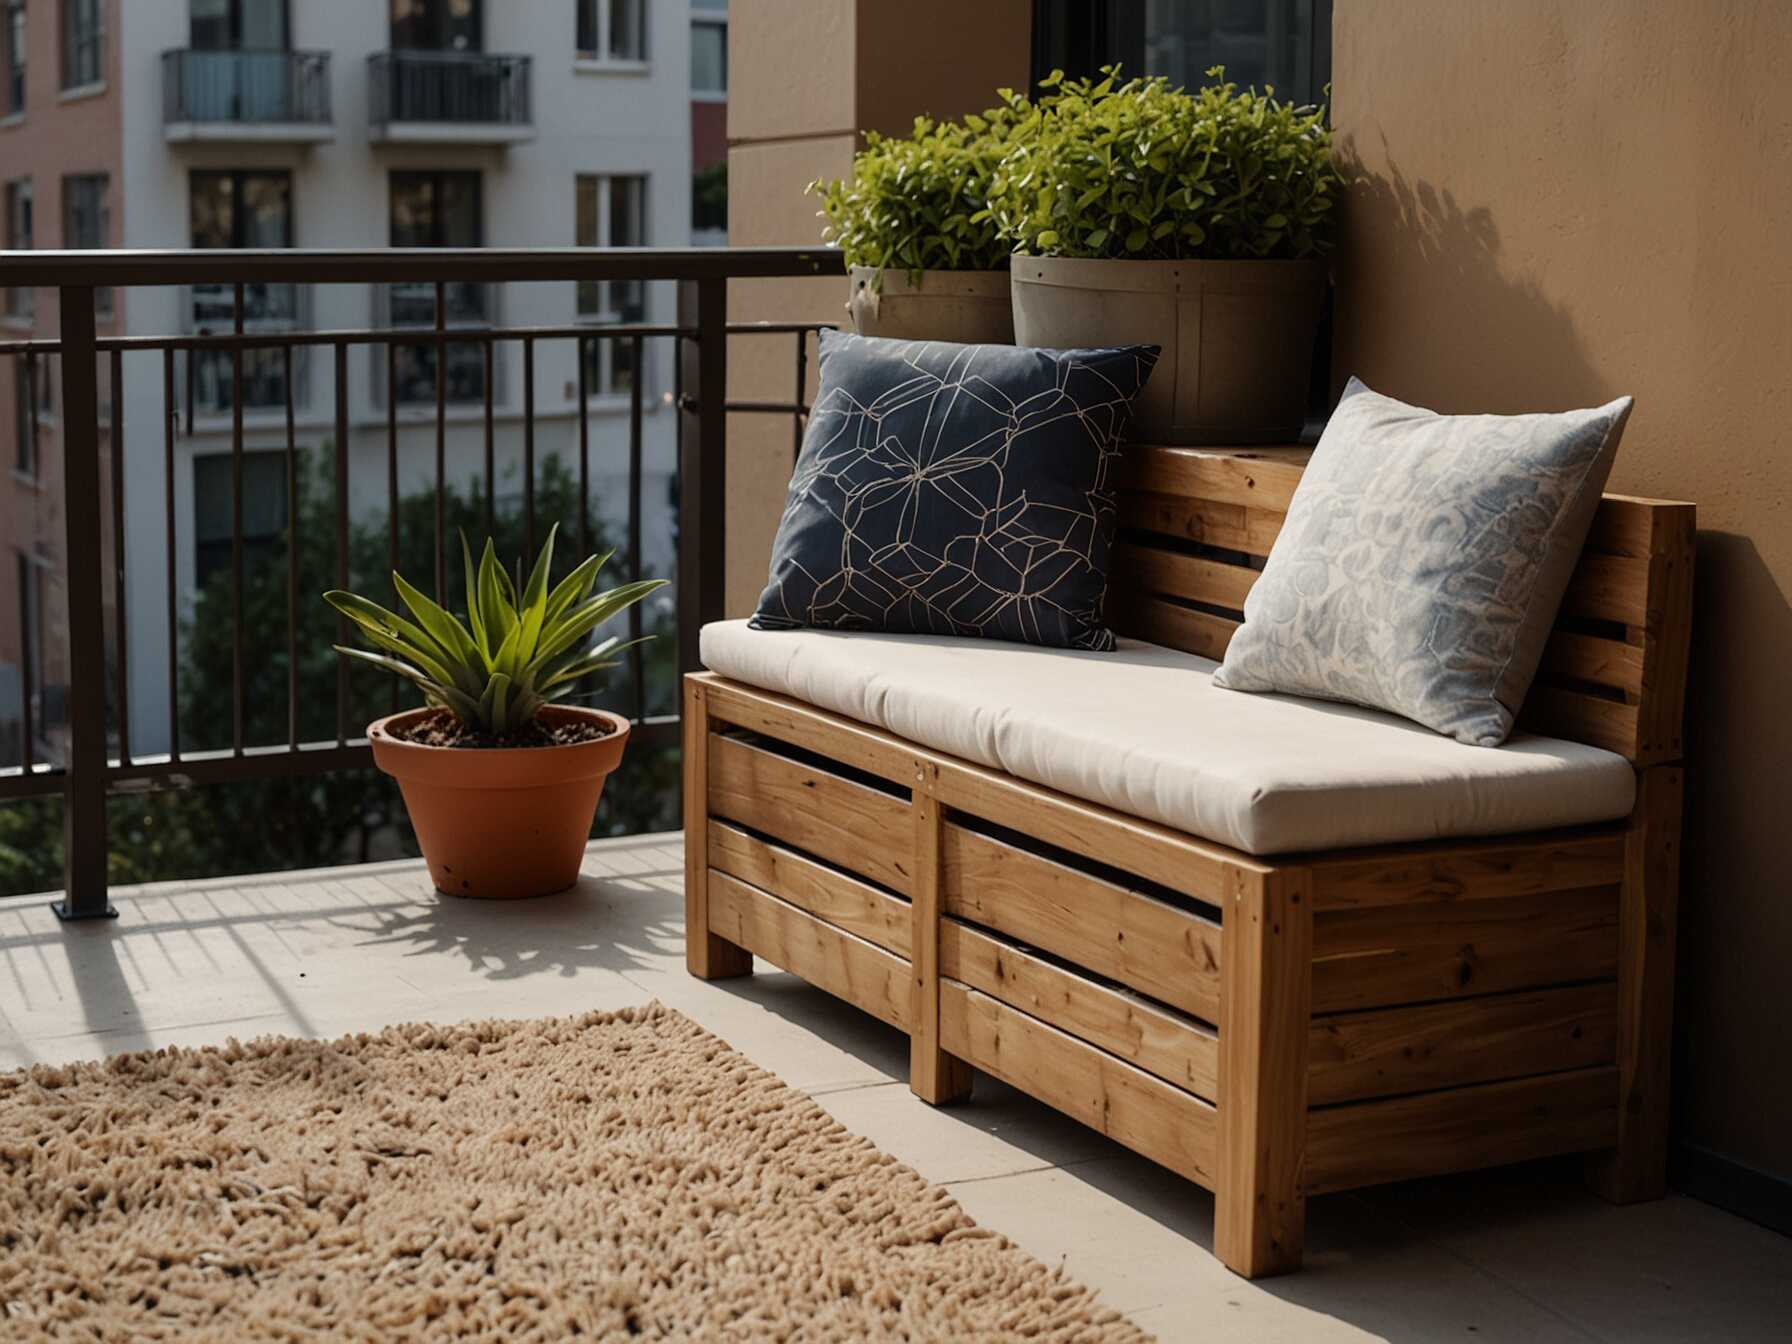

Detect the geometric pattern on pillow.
[
  {"left": 751, "top": 329, "right": 1159, "bottom": 651},
  {"left": 1213, "top": 377, "right": 1633, "bottom": 746}
]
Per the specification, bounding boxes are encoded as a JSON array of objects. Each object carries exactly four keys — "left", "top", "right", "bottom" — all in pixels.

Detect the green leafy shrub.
[
  {"left": 325, "top": 526, "right": 665, "bottom": 738},
  {"left": 984, "top": 67, "right": 1341, "bottom": 262},
  {"left": 808, "top": 105, "right": 1026, "bottom": 282}
]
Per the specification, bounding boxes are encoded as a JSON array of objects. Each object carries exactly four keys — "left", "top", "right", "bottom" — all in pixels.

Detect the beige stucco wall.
[
  {"left": 1331, "top": 0, "right": 1792, "bottom": 1180},
  {"left": 725, "top": 0, "right": 1031, "bottom": 616}
]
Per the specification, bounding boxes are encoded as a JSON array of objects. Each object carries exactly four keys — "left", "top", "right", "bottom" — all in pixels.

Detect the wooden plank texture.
[
  {"left": 940, "top": 917, "right": 1219, "bottom": 1100},
  {"left": 1111, "top": 541, "right": 1258, "bottom": 611},
  {"left": 941, "top": 823, "right": 1223, "bottom": 1024},
  {"left": 698, "top": 673, "right": 920, "bottom": 788},
  {"left": 911, "top": 784, "right": 971, "bottom": 1104},
  {"left": 707, "top": 871, "right": 911, "bottom": 1030},
  {"left": 941, "top": 979, "right": 1217, "bottom": 1190},
  {"left": 1308, "top": 983, "right": 1618, "bottom": 1106},
  {"left": 1117, "top": 491, "right": 1285, "bottom": 555},
  {"left": 1117, "top": 444, "right": 1310, "bottom": 512},
  {"left": 1310, "top": 885, "right": 1620, "bottom": 1013},
  {"left": 1307, "top": 832, "right": 1624, "bottom": 912},
  {"left": 707, "top": 732, "right": 914, "bottom": 895},
  {"left": 708, "top": 821, "right": 911, "bottom": 957},
  {"left": 1108, "top": 592, "right": 1240, "bottom": 662},
  {"left": 1306, "top": 1066, "right": 1619, "bottom": 1195},
  {"left": 684, "top": 678, "right": 751, "bottom": 979}
]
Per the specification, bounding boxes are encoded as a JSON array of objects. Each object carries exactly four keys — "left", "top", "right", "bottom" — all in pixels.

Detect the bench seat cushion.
[{"left": 700, "top": 621, "right": 1637, "bottom": 856}]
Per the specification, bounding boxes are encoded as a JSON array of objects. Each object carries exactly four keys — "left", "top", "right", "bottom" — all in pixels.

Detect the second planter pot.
[
  {"left": 1009, "top": 256, "right": 1326, "bottom": 445},
  {"left": 847, "top": 266, "right": 1015, "bottom": 345}
]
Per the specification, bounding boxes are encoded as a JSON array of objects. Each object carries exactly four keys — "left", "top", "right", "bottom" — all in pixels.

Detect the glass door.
[{"left": 391, "top": 0, "right": 482, "bottom": 52}]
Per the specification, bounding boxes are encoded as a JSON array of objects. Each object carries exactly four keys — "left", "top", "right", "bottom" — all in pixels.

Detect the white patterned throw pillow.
[{"left": 1213, "top": 378, "right": 1633, "bottom": 746}]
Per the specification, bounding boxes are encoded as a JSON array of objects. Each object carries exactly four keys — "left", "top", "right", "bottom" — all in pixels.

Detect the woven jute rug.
[{"left": 0, "top": 1003, "right": 1149, "bottom": 1342}]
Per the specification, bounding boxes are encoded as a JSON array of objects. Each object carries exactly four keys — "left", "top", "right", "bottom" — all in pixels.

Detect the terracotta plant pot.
[
  {"left": 368, "top": 704, "right": 630, "bottom": 900},
  {"left": 847, "top": 265, "right": 1015, "bottom": 345},
  {"left": 1009, "top": 256, "right": 1327, "bottom": 444}
]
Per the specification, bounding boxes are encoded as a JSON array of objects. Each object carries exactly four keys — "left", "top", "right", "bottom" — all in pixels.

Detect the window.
[
  {"left": 62, "top": 173, "right": 110, "bottom": 318},
  {"left": 193, "top": 450, "right": 290, "bottom": 589},
  {"left": 4, "top": 179, "right": 30, "bottom": 321},
  {"left": 1032, "top": 1, "right": 1329, "bottom": 106},
  {"left": 690, "top": 15, "right": 725, "bottom": 95},
  {"left": 61, "top": 0, "right": 104, "bottom": 89},
  {"left": 387, "top": 170, "right": 488, "bottom": 404},
  {"left": 575, "top": 173, "right": 646, "bottom": 396},
  {"left": 577, "top": 0, "right": 647, "bottom": 62},
  {"left": 3, "top": 1, "right": 24, "bottom": 115},
  {"left": 190, "top": 170, "right": 298, "bottom": 413},
  {"left": 191, "top": 0, "right": 291, "bottom": 50},
  {"left": 392, "top": 0, "right": 482, "bottom": 52}
]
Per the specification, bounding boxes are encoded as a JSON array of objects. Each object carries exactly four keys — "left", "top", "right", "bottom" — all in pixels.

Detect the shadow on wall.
[{"left": 1333, "top": 140, "right": 1611, "bottom": 414}]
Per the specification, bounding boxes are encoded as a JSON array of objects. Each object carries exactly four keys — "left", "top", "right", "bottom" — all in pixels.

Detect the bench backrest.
[{"left": 1107, "top": 445, "right": 1695, "bottom": 767}]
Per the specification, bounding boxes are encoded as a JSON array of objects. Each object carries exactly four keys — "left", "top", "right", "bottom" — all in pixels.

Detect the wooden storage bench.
[{"left": 683, "top": 446, "right": 1694, "bottom": 1279}]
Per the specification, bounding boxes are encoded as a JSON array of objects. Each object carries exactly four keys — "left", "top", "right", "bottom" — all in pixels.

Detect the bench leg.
[
  {"left": 910, "top": 783, "right": 972, "bottom": 1104},
  {"left": 684, "top": 678, "right": 752, "bottom": 980},
  {"left": 1587, "top": 766, "right": 1682, "bottom": 1203},
  {"left": 1216, "top": 867, "right": 1312, "bottom": 1278}
]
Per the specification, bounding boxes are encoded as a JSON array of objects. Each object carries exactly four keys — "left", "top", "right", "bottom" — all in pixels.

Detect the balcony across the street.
[
  {"left": 161, "top": 49, "right": 334, "bottom": 143},
  {"left": 368, "top": 50, "right": 533, "bottom": 144}
]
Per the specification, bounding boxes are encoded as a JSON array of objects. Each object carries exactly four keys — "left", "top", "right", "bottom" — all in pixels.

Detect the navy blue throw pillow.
[{"left": 750, "top": 330, "right": 1159, "bottom": 651}]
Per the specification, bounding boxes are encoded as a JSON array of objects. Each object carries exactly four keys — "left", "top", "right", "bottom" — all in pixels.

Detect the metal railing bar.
[
  {"left": 433, "top": 281, "right": 447, "bottom": 599},
  {"left": 482, "top": 337, "right": 495, "bottom": 536},
  {"left": 577, "top": 334, "right": 590, "bottom": 557},
  {"left": 628, "top": 333, "right": 646, "bottom": 721},
  {"left": 231, "top": 284, "right": 246, "bottom": 757},
  {"left": 523, "top": 335, "right": 536, "bottom": 558},
  {"left": 333, "top": 341, "right": 349, "bottom": 747},
  {"left": 163, "top": 349, "right": 180, "bottom": 763},
  {"left": 793, "top": 330, "right": 809, "bottom": 463},
  {"left": 109, "top": 348, "right": 131, "bottom": 766},
  {"left": 285, "top": 346, "right": 299, "bottom": 751},
  {"left": 0, "top": 767, "right": 66, "bottom": 803},
  {"left": 16, "top": 351, "right": 34, "bottom": 775},
  {"left": 0, "top": 246, "right": 832, "bottom": 289},
  {"left": 386, "top": 342, "right": 400, "bottom": 715}
]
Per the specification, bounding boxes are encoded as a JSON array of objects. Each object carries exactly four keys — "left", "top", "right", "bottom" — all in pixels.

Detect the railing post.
[
  {"left": 54, "top": 286, "right": 117, "bottom": 921},
  {"left": 677, "top": 277, "right": 727, "bottom": 679}
]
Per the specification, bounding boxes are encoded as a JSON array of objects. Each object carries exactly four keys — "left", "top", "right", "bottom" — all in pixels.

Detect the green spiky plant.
[{"left": 324, "top": 525, "right": 666, "bottom": 739}]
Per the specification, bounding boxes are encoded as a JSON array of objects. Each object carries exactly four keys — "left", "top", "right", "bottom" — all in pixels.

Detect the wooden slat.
[
  {"left": 1560, "top": 550, "right": 1651, "bottom": 626},
  {"left": 940, "top": 917, "right": 1218, "bottom": 1101},
  {"left": 1216, "top": 868, "right": 1313, "bottom": 1278},
  {"left": 1311, "top": 885, "right": 1620, "bottom": 1013},
  {"left": 684, "top": 678, "right": 751, "bottom": 979},
  {"left": 1108, "top": 592, "right": 1240, "bottom": 662},
  {"left": 1308, "top": 983, "right": 1618, "bottom": 1106},
  {"left": 1633, "top": 506, "right": 1696, "bottom": 763},
  {"left": 1588, "top": 766, "right": 1683, "bottom": 1202},
  {"left": 941, "top": 824, "right": 1222, "bottom": 1024},
  {"left": 699, "top": 673, "right": 921, "bottom": 788},
  {"left": 1116, "top": 444, "right": 1310, "bottom": 513},
  {"left": 708, "top": 821, "right": 910, "bottom": 958},
  {"left": 1305, "top": 1066, "right": 1619, "bottom": 1195},
  {"left": 911, "top": 783, "right": 971, "bottom": 1103},
  {"left": 1118, "top": 491, "right": 1285, "bottom": 555},
  {"left": 1520, "top": 685, "right": 1641, "bottom": 759},
  {"left": 1537, "top": 628, "right": 1646, "bottom": 700},
  {"left": 1111, "top": 542, "right": 1258, "bottom": 611},
  {"left": 707, "top": 732, "right": 914, "bottom": 895},
  {"left": 707, "top": 871, "right": 911, "bottom": 1030},
  {"left": 1307, "top": 831, "right": 1624, "bottom": 912},
  {"left": 928, "top": 755, "right": 1252, "bottom": 907},
  {"left": 941, "top": 979, "right": 1217, "bottom": 1189}
]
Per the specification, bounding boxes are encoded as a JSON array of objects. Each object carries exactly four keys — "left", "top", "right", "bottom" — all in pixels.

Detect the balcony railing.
[
  {"left": 368, "top": 51, "right": 532, "bottom": 142},
  {"left": 162, "top": 49, "right": 334, "bottom": 141},
  {"left": 0, "top": 246, "right": 832, "bottom": 918}
]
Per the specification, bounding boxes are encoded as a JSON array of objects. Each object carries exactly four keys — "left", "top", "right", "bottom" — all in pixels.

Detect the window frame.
[
  {"left": 689, "top": 11, "right": 726, "bottom": 99},
  {"left": 3, "top": 178, "right": 31, "bottom": 322},
  {"left": 391, "top": 0, "right": 484, "bottom": 53},
  {"left": 575, "top": 172, "right": 648, "bottom": 400},
  {"left": 3, "top": 0, "right": 25, "bottom": 115},
  {"left": 61, "top": 0, "right": 105, "bottom": 91},
  {"left": 191, "top": 447, "right": 291, "bottom": 589},
  {"left": 385, "top": 169, "right": 490, "bottom": 406},
  {"left": 188, "top": 169, "right": 301, "bottom": 414},
  {"left": 190, "top": 0, "right": 293, "bottom": 52},
  {"left": 61, "top": 173, "right": 111, "bottom": 318},
  {"left": 576, "top": 0, "right": 648, "bottom": 66}
]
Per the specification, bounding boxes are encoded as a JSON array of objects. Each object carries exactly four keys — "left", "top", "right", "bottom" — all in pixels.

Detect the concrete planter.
[
  {"left": 847, "top": 266, "right": 1015, "bottom": 345},
  {"left": 1010, "top": 256, "right": 1327, "bottom": 444}
]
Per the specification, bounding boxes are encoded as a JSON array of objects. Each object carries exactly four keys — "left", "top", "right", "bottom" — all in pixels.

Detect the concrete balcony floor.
[{"left": 2, "top": 834, "right": 1786, "bottom": 1343}]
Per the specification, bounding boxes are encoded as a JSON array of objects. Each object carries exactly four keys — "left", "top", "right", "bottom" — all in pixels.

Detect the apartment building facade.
[{"left": 1, "top": 0, "right": 700, "bottom": 760}]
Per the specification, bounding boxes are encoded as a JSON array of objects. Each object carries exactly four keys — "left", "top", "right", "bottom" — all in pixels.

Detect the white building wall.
[{"left": 118, "top": 1, "right": 693, "bottom": 755}]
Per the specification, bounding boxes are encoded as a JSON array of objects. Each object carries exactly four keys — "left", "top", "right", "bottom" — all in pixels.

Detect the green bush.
[
  {"left": 984, "top": 67, "right": 1341, "bottom": 262},
  {"left": 808, "top": 106, "right": 1025, "bottom": 282}
]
